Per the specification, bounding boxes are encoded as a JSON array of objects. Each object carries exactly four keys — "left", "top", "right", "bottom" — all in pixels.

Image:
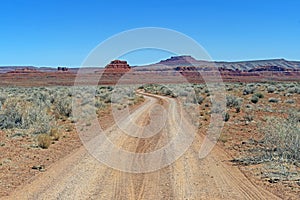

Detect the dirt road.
[{"left": 5, "top": 93, "right": 280, "bottom": 200}]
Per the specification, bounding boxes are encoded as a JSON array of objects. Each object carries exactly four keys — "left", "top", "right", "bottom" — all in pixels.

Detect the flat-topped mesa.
[
  {"left": 7, "top": 67, "right": 40, "bottom": 73},
  {"left": 104, "top": 60, "right": 131, "bottom": 72},
  {"left": 158, "top": 55, "right": 198, "bottom": 66}
]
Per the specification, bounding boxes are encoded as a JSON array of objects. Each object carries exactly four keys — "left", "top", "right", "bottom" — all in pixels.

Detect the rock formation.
[
  {"left": 104, "top": 60, "right": 131, "bottom": 72},
  {"left": 58, "top": 67, "right": 68, "bottom": 72}
]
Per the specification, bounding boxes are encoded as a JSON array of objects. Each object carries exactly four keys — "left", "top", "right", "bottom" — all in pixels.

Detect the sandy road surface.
[{"left": 4, "top": 93, "right": 280, "bottom": 200}]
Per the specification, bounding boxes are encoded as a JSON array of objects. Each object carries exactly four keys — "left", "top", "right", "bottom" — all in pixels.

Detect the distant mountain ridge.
[
  {"left": 1, "top": 56, "right": 300, "bottom": 73},
  {"left": 139, "top": 56, "right": 300, "bottom": 71}
]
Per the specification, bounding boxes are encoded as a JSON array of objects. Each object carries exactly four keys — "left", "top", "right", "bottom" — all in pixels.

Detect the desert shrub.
[
  {"left": 243, "top": 112, "right": 254, "bottom": 122},
  {"left": 268, "top": 98, "right": 279, "bottom": 103},
  {"left": 103, "top": 95, "right": 112, "bottom": 103},
  {"left": 223, "top": 112, "right": 230, "bottom": 122},
  {"left": 251, "top": 95, "right": 259, "bottom": 104},
  {"left": 194, "top": 95, "right": 204, "bottom": 105},
  {"left": 267, "top": 86, "right": 276, "bottom": 93},
  {"left": 24, "top": 105, "right": 52, "bottom": 134},
  {"left": 287, "top": 87, "right": 300, "bottom": 94},
  {"left": 254, "top": 92, "right": 264, "bottom": 98},
  {"left": 178, "top": 90, "right": 189, "bottom": 97},
  {"left": 160, "top": 86, "right": 174, "bottom": 96},
  {"left": 226, "top": 87, "right": 233, "bottom": 91},
  {"left": 226, "top": 95, "right": 241, "bottom": 108},
  {"left": 0, "top": 97, "right": 52, "bottom": 134},
  {"left": 277, "top": 86, "right": 285, "bottom": 92},
  {"left": 37, "top": 134, "right": 51, "bottom": 149},
  {"left": 50, "top": 128, "right": 61, "bottom": 141},
  {"left": 287, "top": 87, "right": 295, "bottom": 94},
  {"left": 133, "top": 95, "right": 145, "bottom": 104},
  {"left": 0, "top": 94, "right": 6, "bottom": 105},
  {"left": 284, "top": 99, "right": 295, "bottom": 104},
  {"left": 262, "top": 112, "right": 300, "bottom": 163},
  {"left": 243, "top": 86, "right": 255, "bottom": 95},
  {"left": 143, "top": 84, "right": 177, "bottom": 97},
  {"left": 94, "top": 99, "right": 105, "bottom": 108},
  {"left": 211, "top": 101, "right": 225, "bottom": 114},
  {"left": 235, "top": 106, "right": 241, "bottom": 113},
  {"left": 53, "top": 97, "right": 72, "bottom": 117},
  {"left": 30, "top": 91, "right": 49, "bottom": 104},
  {"left": 285, "top": 93, "right": 293, "bottom": 97},
  {"left": 0, "top": 98, "right": 25, "bottom": 129}
]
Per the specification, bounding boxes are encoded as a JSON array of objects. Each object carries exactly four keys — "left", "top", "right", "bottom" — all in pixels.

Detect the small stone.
[
  {"left": 268, "top": 178, "right": 279, "bottom": 183},
  {"left": 39, "top": 168, "right": 46, "bottom": 172}
]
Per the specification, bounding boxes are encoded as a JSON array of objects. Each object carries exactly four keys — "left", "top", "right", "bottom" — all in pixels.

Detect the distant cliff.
[{"left": 137, "top": 56, "right": 300, "bottom": 72}]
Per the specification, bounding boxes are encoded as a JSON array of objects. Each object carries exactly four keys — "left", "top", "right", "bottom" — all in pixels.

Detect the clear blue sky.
[{"left": 0, "top": 0, "right": 300, "bottom": 67}]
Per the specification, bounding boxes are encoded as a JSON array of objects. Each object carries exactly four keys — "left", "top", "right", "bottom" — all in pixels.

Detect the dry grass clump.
[
  {"left": 50, "top": 128, "right": 61, "bottom": 141},
  {"left": 37, "top": 134, "right": 51, "bottom": 149}
]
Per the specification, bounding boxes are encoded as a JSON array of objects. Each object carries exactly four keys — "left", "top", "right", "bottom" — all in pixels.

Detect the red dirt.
[{"left": 0, "top": 69, "right": 299, "bottom": 87}]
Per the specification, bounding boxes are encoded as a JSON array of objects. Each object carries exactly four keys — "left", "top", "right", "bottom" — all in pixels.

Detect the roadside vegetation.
[
  {"left": 140, "top": 82, "right": 300, "bottom": 191},
  {"left": 0, "top": 86, "right": 144, "bottom": 149},
  {"left": 0, "top": 82, "right": 299, "bottom": 197},
  {"left": 0, "top": 85, "right": 145, "bottom": 196}
]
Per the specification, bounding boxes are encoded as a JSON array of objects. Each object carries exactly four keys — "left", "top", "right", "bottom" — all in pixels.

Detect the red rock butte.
[{"left": 104, "top": 60, "right": 131, "bottom": 72}]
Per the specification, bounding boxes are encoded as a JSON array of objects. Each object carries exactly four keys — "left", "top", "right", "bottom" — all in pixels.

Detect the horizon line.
[{"left": 0, "top": 56, "right": 300, "bottom": 68}]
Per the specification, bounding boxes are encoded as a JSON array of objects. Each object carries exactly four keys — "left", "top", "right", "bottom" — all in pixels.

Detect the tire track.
[{"left": 6, "top": 92, "right": 280, "bottom": 200}]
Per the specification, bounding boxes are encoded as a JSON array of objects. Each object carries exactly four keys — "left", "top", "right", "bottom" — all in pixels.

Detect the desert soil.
[{"left": 3, "top": 93, "right": 280, "bottom": 200}]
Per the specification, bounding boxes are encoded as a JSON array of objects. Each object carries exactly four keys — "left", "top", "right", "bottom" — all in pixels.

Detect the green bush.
[
  {"left": 243, "top": 86, "right": 255, "bottom": 95},
  {"left": 226, "top": 95, "right": 242, "bottom": 109},
  {"left": 251, "top": 95, "right": 259, "bottom": 104},
  {"left": 254, "top": 92, "right": 264, "bottom": 98},
  {"left": 223, "top": 112, "right": 230, "bottom": 122},
  {"left": 196, "top": 95, "right": 205, "bottom": 104},
  {"left": 267, "top": 86, "right": 276, "bottom": 93},
  {"left": 285, "top": 99, "right": 295, "bottom": 104},
  {"left": 243, "top": 113, "right": 254, "bottom": 122},
  {"left": 268, "top": 98, "right": 279, "bottom": 103}
]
